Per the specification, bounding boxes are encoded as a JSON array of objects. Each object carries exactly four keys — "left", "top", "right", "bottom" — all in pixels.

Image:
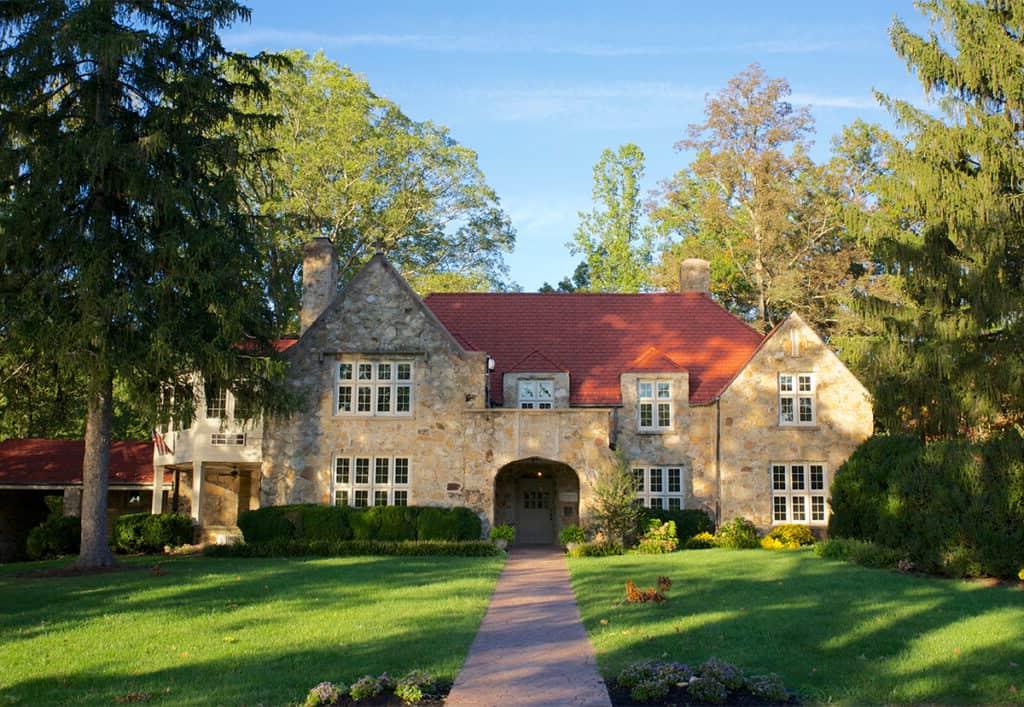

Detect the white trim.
[
  {"left": 779, "top": 372, "right": 816, "bottom": 426},
  {"left": 518, "top": 378, "right": 554, "bottom": 409},
  {"left": 336, "top": 360, "right": 413, "bottom": 417},
  {"left": 637, "top": 379, "right": 673, "bottom": 431}
]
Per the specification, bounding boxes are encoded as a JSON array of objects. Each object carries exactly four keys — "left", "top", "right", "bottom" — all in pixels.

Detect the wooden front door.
[{"left": 516, "top": 476, "right": 555, "bottom": 544}]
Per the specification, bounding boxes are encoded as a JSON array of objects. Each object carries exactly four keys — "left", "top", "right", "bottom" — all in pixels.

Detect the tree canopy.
[{"left": 233, "top": 50, "right": 516, "bottom": 327}]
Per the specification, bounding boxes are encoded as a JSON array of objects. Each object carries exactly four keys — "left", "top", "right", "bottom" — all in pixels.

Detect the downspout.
[{"left": 714, "top": 397, "right": 722, "bottom": 529}]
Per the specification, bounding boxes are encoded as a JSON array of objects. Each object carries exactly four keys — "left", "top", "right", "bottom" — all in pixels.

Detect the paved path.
[{"left": 446, "top": 546, "right": 612, "bottom": 707}]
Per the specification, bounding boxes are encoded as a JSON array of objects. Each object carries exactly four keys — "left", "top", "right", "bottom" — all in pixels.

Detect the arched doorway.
[{"left": 494, "top": 458, "right": 580, "bottom": 545}]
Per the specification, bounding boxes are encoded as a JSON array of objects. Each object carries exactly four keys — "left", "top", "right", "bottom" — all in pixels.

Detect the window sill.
[
  {"left": 776, "top": 424, "right": 819, "bottom": 431},
  {"left": 637, "top": 428, "right": 674, "bottom": 435}
]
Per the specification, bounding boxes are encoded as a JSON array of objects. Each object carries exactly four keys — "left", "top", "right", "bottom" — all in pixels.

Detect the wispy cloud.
[{"left": 223, "top": 28, "right": 858, "bottom": 58}]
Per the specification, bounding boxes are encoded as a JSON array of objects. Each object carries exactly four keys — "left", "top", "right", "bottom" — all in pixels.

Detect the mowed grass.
[
  {"left": 0, "top": 554, "right": 504, "bottom": 705},
  {"left": 568, "top": 548, "right": 1024, "bottom": 704}
]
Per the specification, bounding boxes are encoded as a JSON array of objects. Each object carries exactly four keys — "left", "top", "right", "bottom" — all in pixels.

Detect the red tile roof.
[
  {"left": 0, "top": 439, "right": 164, "bottom": 486},
  {"left": 423, "top": 292, "right": 764, "bottom": 406}
]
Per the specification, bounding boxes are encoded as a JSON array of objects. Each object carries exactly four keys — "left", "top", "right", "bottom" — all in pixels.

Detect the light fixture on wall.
[
  {"left": 487, "top": 356, "right": 496, "bottom": 371},
  {"left": 536, "top": 471, "right": 543, "bottom": 477}
]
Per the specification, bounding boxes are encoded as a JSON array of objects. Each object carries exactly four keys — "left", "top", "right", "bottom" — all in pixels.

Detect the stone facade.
[{"left": 163, "top": 247, "right": 875, "bottom": 540}]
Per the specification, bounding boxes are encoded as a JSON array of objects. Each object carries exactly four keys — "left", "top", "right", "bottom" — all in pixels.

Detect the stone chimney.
[
  {"left": 300, "top": 237, "right": 338, "bottom": 335},
  {"left": 679, "top": 258, "right": 711, "bottom": 294}
]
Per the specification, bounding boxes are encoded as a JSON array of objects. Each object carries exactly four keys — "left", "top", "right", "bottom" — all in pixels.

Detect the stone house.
[{"left": 153, "top": 239, "right": 873, "bottom": 544}]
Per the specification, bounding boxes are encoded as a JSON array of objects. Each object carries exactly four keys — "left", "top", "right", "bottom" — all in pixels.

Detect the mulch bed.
[
  {"left": 325, "top": 681, "right": 451, "bottom": 706},
  {"left": 608, "top": 683, "right": 799, "bottom": 706}
]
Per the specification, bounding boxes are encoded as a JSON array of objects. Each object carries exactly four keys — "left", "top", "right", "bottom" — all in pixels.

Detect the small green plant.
[
  {"left": 635, "top": 519, "right": 678, "bottom": 554},
  {"left": 558, "top": 525, "right": 586, "bottom": 545},
  {"left": 685, "top": 531, "right": 717, "bottom": 549},
  {"left": 715, "top": 518, "right": 760, "bottom": 549},
  {"left": 686, "top": 675, "right": 728, "bottom": 704},
  {"left": 348, "top": 673, "right": 392, "bottom": 701},
  {"left": 394, "top": 670, "right": 434, "bottom": 703},
  {"left": 746, "top": 673, "right": 789, "bottom": 702},
  {"left": 761, "top": 523, "right": 815, "bottom": 549},
  {"left": 617, "top": 659, "right": 691, "bottom": 702},
  {"left": 304, "top": 681, "right": 342, "bottom": 707},
  {"left": 489, "top": 524, "right": 515, "bottom": 543}
]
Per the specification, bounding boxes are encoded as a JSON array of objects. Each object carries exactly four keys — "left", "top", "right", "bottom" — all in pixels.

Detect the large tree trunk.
[{"left": 77, "top": 373, "right": 115, "bottom": 568}]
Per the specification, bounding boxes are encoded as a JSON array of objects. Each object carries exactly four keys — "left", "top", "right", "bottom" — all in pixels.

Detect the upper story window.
[
  {"left": 337, "top": 361, "right": 413, "bottom": 416},
  {"left": 518, "top": 379, "right": 553, "bottom": 409},
  {"left": 205, "top": 384, "right": 227, "bottom": 419},
  {"left": 637, "top": 380, "right": 672, "bottom": 431},
  {"left": 779, "top": 373, "right": 815, "bottom": 425}
]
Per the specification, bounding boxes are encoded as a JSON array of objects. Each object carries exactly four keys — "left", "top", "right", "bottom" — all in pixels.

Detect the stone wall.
[{"left": 717, "top": 313, "right": 873, "bottom": 527}]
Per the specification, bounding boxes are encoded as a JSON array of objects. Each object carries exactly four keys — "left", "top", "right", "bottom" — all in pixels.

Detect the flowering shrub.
[
  {"left": 746, "top": 673, "right": 789, "bottom": 702},
  {"left": 349, "top": 674, "right": 392, "bottom": 701},
  {"left": 715, "top": 518, "right": 760, "bottom": 549},
  {"left": 617, "top": 659, "right": 692, "bottom": 702},
  {"left": 394, "top": 670, "right": 434, "bottom": 703},
  {"left": 685, "top": 531, "right": 717, "bottom": 549},
  {"left": 1019, "top": 568, "right": 1024, "bottom": 581},
  {"left": 761, "top": 524, "right": 815, "bottom": 549},
  {"left": 635, "top": 520, "right": 679, "bottom": 554},
  {"left": 699, "top": 657, "right": 744, "bottom": 690},
  {"left": 686, "top": 676, "right": 728, "bottom": 704},
  {"left": 304, "top": 682, "right": 342, "bottom": 707}
]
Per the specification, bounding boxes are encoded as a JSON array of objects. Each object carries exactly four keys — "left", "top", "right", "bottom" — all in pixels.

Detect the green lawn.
[
  {"left": 568, "top": 548, "right": 1024, "bottom": 704},
  {"left": 0, "top": 554, "right": 504, "bottom": 705}
]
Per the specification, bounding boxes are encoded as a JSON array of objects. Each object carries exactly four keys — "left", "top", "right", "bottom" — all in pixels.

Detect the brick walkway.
[{"left": 446, "top": 546, "right": 612, "bottom": 707}]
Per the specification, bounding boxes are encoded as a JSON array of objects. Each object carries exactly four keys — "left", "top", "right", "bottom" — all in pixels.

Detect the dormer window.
[
  {"left": 638, "top": 380, "right": 672, "bottom": 431},
  {"left": 337, "top": 360, "right": 413, "bottom": 416},
  {"left": 518, "top": 379, "right": 553, "bottom": 409},
  {"left": 779, "top": 373, "right": 815, "bottom": 425}
]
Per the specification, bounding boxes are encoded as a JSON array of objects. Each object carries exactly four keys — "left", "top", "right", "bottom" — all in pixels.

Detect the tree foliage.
[
  {"left": 853, "top": 0, "right": 1024, "bottom": 438},
  {"left": 590, "top": 452, "right": 644, "bottom": 545},
  {"left": 0, "top": 0, "right": 293, "bottom": 566},
  {"left": 232, "top": 50, "right": 515, "bottom": 325},
  {"left": 652, "top": 65, "right": 877, "bottom": 334},
  {"left": 570, "top": 143, "right": 655, "bottom": 293}
]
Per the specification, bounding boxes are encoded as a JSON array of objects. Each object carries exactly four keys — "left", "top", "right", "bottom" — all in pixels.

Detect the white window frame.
[
  {"left": 771, "top": 461, "right": 828, "bottom": 525},
  {"left": 631, "top": 466, "right": 685, "bottom": 510},
  {"left": 204, "top": 385, "right": 227, "bottom": 419},
  {"left": 637, "top": 380, "right": 673, "bottom": 432},
  {"left": 333, "top": 455, "right": 410, "bottom": 507},
  {"left": 336, "top": 360, "right": 413, "bottom": 417},
  {"left": 779, "top": 373, "right": 816, "bottom": 426},
  {"left": 518, "top": 379, "right": 554, "bottom": 409}
]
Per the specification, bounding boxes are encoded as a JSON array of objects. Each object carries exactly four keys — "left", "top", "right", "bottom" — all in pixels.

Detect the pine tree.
[
  {"left": 859, "top": 0, "right": 1024, "bottom": 438},
  {"left": 0, "top": 1, "right": 291, "bottom": 566}
]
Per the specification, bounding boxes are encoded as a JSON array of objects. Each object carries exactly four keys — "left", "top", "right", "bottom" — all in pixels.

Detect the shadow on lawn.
[{"left": 571, "top": 551, "right": 1024, "bottom": 703}]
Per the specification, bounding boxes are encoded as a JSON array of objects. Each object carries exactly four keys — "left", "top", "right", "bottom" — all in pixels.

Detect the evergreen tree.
[
  {"left": 858, "top": 0, "right": 1024, "bottom": 438},
  {"left": 570, "top": 144, "right": 655, "bottom": 293},
  {"left": 0, "top": 1, "right": 291, "bottom": 567}
]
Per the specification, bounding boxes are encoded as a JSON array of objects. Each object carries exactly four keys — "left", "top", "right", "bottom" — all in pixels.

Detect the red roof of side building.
[
  {"left": 0, "top": 439, "right": 164, "bottom": 487},
  {"left": 423, "top": 292, "right": 764, "bottom": 406}
]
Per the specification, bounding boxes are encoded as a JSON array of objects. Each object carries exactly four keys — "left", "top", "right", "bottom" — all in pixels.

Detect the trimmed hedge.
[
  {"left": 203, "top": 538, "right": 502, "bottom": 558},
  {"left": 830, "top": 432, "right": 1024, "bottom": 578},
  {"left": 26, "top": 515, "right": 80, "bottom": 560},
  {"left": 814, "top": 537, "right": 902, "bottom": 569},
  {"left": 237, "top": 504, "right": 483, "bottom": 544},
  {"left": 112, "top": 513, "right": 194, "bottom": 553},
  {"left": 643, "top": 508, "right": 714, "bottom": 541}
]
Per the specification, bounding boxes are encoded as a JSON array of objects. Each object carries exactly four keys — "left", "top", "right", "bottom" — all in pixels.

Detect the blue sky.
[{"left": 225, "top": 1, "right": 928, "bottom": 290}]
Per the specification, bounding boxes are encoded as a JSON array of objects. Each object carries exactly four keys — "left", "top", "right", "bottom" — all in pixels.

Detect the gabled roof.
[
  {"left": 0, "top": 439, "right": 164, "bottom": 487},
  {"left": 423, "top": 292, "right": 764, "bottom": 405},
  {"left": 507, "top": 349, "right": 568, "bottom": 373}
]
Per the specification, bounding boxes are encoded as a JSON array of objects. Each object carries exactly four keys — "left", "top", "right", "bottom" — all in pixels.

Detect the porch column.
[
  {"left": 150, "top": 463, "right": 164, "bottom": 514},
  {"left": 191, "top": 462, "right": 203, "bottom": 523}
]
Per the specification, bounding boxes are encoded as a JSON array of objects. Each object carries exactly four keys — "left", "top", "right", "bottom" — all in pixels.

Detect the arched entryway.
[{"left": 494, "top": 458, "right": 580, "bottom": 545}]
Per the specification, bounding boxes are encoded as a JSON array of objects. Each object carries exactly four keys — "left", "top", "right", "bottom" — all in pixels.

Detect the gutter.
[{"left": 715, "top": 397, "right": 722, "bottom": 529}]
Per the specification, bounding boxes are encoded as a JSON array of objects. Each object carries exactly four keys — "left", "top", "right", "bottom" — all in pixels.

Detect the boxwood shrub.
[
  {"left": 113, "top": 513, "right": 194, "bottom": 553},
  {"left": 643, "top": 508, "right": 714, "bottom": 541},
  {"left": 829, "top": 432, "right": 1024, "bottom": 578},
  {"left": 26, "top": 515, "right": 81, "bottom": 560},
  {"left": 203, "top": 538, "right": 501, "bottom": 558},
  {"left": 237, "top": 504, "right": 482, "bottom": 544}
]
